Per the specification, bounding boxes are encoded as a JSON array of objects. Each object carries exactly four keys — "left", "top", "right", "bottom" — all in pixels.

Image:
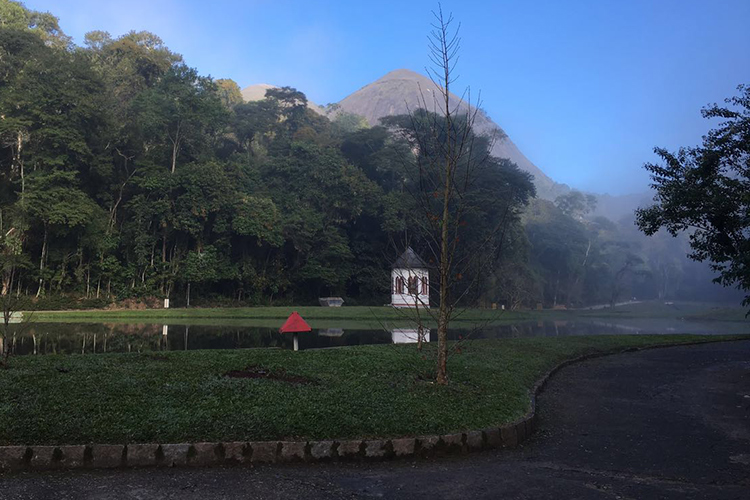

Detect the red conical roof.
[{"left": 279, "top": 311, "right": 312, "bottom": 333}]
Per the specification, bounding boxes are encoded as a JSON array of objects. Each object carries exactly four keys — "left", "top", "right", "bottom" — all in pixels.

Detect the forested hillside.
[{"left": 0, "top": 1, "right": 739, "bottom": 309}]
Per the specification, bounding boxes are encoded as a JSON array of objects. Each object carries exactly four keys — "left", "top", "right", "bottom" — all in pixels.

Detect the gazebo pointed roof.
[
  {"left": 392, "top": 247, "right": 428, "bottom": 270},
  {"left": 279, "top": 311, "right": 312, "bottom": 333}
]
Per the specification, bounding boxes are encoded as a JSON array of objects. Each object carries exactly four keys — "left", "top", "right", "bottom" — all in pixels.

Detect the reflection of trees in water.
[
  {"left": 8, "top": 322, "right": 162, "bottom": 355},
  {"left": 8, "top": 323, "right": 292, "bottom": 355},
  {"left": 162, "top": 326, "right": 285, "bottom": 351},
  {"left": 10, "top": 318, "right": 715, "bottom": 356},
  {"left": 12, "top": 323, "right": 568, "bottom": 355}
]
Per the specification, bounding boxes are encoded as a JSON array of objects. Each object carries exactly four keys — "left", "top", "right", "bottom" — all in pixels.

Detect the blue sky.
[{"left": 26, "top": 0, "right": 750, "bottom": 195}]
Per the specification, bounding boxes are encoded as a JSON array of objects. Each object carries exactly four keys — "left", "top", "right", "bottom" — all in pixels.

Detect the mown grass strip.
[
  {"left": 0, "top": 334, "right": 747, "bottom": 446},
  {"left": 31, "top": 306, "right": 532, "bottom": 325},
  {"left": 31, "top": 303, "right": 749, "bottom": 325}
]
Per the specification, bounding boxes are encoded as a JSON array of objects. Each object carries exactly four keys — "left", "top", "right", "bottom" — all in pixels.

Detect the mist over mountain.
[
  {"left": 595, "top": 191, "right": 654, "bottom": 222},
  {"left": 243, "top": 69, "right": 647, "bottom": 220}
]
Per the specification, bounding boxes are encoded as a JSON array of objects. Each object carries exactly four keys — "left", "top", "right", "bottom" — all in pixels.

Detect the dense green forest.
[{"left": 0, "top": 1, "right": 739, "bottom": 309}]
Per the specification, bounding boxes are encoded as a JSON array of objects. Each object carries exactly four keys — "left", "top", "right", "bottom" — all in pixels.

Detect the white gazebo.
[{"left": 390, "top": 247, "right": 430, "bottom": 308}]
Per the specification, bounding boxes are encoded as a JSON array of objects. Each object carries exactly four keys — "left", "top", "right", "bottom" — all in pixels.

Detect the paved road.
[{"left": 2, "top": 341, "right": 748, "bottom": 499}]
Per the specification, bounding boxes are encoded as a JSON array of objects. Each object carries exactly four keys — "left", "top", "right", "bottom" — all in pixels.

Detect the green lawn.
[
  {"left": 32, "top": 306, "right": 532, "bottom": 325},
  {"left": 571, "top": 301, "right": 749, "bottom": 321},
  {"left": 30, "top": 302, "right": 749, "bottom": 325},
  {"left": 1, "top": 334, "right": 746, "bottom": 446}
]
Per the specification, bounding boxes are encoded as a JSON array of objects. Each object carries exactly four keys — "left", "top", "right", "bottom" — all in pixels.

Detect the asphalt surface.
[{"left": 1, "top": 340, "right": 748, "bottom": 500}]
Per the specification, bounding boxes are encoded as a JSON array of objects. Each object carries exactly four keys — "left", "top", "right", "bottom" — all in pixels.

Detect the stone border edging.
[{"left": 1, "top": 338, "right": 746, "bottom": 472}]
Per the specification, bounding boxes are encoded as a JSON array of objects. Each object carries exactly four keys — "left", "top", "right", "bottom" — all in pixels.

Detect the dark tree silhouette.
[{"left": 636, "top": 85, "right": 750, "bottom": 310}]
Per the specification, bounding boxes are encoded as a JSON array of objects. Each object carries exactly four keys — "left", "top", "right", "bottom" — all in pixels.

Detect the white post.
[
  {"left": 164, "top": 298, "right": 170, "bottom": 309},
  {"left": 293, "top": 333, "right": 299, "bottom": 352}
]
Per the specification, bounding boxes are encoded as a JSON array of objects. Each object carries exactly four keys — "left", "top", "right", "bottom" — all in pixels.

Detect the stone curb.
[{"left": 1, "top": 338, "right": 744, "bottom": 472}]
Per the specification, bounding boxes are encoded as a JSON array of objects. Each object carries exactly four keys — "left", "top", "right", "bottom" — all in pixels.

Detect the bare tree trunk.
[
  {"left": 12, "top": 131, "right": 26, "bottom": 196},
  {"left": 569, "top": 238, "right": 591, "bottom": 306},
  {"left": 109, "top": 149, "right": 136, "bottom": 232},
  {"left": 436, "top": 149, "right": 452, "bottom": 384},
  {"left": 36, "top": 225, "right": 48, "bottom": 298},
  {"left": 386, "top": 7, "right": 497, "bottom": 383},
  {"left": 432, "top": 6, "right": 462, "bottom": 386},
  {"left": 395, "top": 7, "right": 485, "bottom": 384},
  {"left": 57, "top": 252, "right": 71, "bottom": 292},
  {"left": 1, "top": 268, "right": 10, "bottom": 297},
  {"left": 552, "top": 271, "right": 560, "bottom": 308},
  {"left": 169, "top": 122, "right": 182, "bottom": 174}
]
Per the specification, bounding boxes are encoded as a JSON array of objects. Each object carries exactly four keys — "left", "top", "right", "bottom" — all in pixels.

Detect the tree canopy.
[
  {"left": 636, "top": 85, "right": 750, "bottom": 309},
  {"left": 0, "top": 1, "right": 740, "bottom": 310}
]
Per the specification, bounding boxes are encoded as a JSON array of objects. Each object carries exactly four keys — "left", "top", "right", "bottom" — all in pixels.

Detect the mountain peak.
[
  {"left": 240, "top": 83, "right": 277, "bottom": 102},
  {"left": 241, "top": 83, "right": 325, "bottom": 114},
  {"left": 337, "top": 68, "right": 560, "bottom": 198},
  {"left": 376, "top": 68, "right": 431, "bottom": 83}
]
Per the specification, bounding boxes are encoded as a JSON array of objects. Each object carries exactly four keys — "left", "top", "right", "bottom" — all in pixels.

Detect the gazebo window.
[
  {"left": 408, "top": 276, "right": 418, "bottom": 294},
  {"left": 395, "top": 276, "right": 404, "bottom": 294},
  {"left": 421, "top": 276, "right": 428, "bottom": 295}
]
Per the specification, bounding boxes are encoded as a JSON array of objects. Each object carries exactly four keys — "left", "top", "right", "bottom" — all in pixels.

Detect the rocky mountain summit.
[
  {"left": 335, "top": 69, "right": 562, "bottom": 199},
  {"left": 242, "top": 69, "right": 646, "bottom": 218}
]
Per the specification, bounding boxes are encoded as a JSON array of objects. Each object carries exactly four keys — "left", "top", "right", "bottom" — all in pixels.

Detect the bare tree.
[{"left": 384, "top": 6, "right": 521, "bottom": 385}]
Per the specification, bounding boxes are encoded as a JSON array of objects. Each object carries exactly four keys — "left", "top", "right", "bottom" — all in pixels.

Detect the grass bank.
[
  {"left": 30, "top": 302, "right": 748, "bottom": 326},
  {"left": 1, "top": 334, "right": 747, "bottom": 446},
  {"left": 570, "top": 301, "right": 749, "bottom": 321},
  {"left": 31, "top": 306, "right": 532, "bottom": 325}
]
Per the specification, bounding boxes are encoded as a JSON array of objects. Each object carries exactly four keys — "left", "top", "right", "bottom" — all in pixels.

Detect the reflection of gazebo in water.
[
  {"left": 390, "top": 247, "right": 430, "bottom": 308},
  {"left": 391, "top": 328, "right": 431, "bottom": 343}
]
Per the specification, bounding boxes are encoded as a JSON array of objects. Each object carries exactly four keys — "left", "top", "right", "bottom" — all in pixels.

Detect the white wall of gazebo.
[{"left": 390, "top": 267, "right": 429, "bottom": 308}]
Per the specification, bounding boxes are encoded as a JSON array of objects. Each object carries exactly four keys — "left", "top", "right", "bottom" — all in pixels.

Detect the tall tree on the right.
[{"left": 636, "top": 84, "right": 750, "bottom": 310}]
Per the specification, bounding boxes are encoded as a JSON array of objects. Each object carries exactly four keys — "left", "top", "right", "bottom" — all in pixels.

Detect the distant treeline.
[{"left": 0, "top": 1, "right": 737, "bottom": 308}]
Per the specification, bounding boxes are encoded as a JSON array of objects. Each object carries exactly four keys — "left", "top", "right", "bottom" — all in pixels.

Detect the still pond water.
[{"left": 5, "top": 318, "right": 749, "bottom": 356}]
